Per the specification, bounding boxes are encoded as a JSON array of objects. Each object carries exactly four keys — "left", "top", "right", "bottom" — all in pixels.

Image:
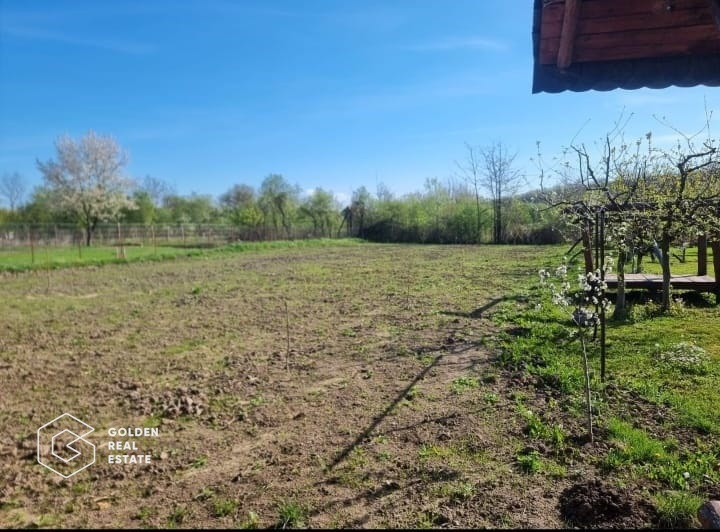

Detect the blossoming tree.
[
  {"left": 37, "top": 131, "right": 136, "bottom": 246},
  {"left": 540, "top": 263, "right": 611, "bottom": 442}
]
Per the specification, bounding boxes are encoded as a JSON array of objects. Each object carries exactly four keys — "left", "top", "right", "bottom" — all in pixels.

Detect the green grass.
[
  {"left": 212, "top": 498, "right": 238, "bottom": 518},
  {"left": 0, "top": 238, "right": 364, "bottom": 272},
  {"left": 603, "top": 418, "right": 720, "bottom": 490},
  {"left": 492, "top": 245, "right": 720, "bottom": 500},
  {"left": 419, "top": 444, "right": 454, "bottom": 459},
  {"left": 654, "top": 491, "right": 703, "bottom": 528},
  {"left": 516, "top": 450, "right": 542, "bottom": 473},
  {"left": 237, "top": 511, "right": 260, "bottom": 529},
  {"left": 483, "top": 392, "right": 499, "bottom": 404},
  {"left": 276, "top": 500, "right": 307, "bottom": 529},
  {"left": 450, "top": 375, "right": 480, "bottom": 394},
  {"left": 605, "top": 418, "right": 670, "bottom": 465},
  {"left": 167, "top": 505, "right": 188, "bottom": 527},
  {"left": 517, "top": 406, "right": 566, "bottom": 450},
  {"left": 1, "top": 241, "right": 717, "bottom": 528},
  {"left": 436, "top": 481, "right": 475, "bottom": 501},
  {"left": 635, "top": 245, "right": 715, "bottom": 276}
]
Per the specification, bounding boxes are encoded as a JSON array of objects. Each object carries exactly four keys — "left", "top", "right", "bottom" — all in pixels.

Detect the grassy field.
[
  {"left": 0, "top": 243, "right": 718, "bottom": 528},
  {"left": 0, "top": 238, "right": 362, "bottom": 272},
  {"left": 628, "top": 246, "right": 715, "bottom": 276}
]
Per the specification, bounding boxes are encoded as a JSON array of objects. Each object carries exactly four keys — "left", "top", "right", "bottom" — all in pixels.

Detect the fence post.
[{"left": 116, "top": 221, "right": 126, "bottom": 259}]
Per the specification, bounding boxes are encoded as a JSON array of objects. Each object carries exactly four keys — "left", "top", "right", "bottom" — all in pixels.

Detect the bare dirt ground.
[{"left": 0, "top": 244, "right": 657, "bottom": 528}]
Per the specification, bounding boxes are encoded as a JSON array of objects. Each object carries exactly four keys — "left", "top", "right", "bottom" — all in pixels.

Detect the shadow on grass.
[
  {"left": 441, "top": 295, "right": 522, "bottom": 319},
  {"left": 328, "top": 342, "right": 479, "bottom": 471},
  {"left": 327, "top": 355, "right": 444, "bottom": 470}
]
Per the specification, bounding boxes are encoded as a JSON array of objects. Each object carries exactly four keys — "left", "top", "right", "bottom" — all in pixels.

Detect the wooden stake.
[
  {"left": 45, "top": 246, "right": 51, "bottom": 294},
  {"left": 284, "top": 299, "right": 291, "bottom": 371}
]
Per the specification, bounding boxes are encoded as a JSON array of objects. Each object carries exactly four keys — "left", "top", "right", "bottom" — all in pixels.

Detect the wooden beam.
[
  {"left": 557, "top": 0, "right": 581, "bottom": 69},
  {"left": 542, "top": 7, "right": 711, "bottom": 40},
  {"left": 539, "top": 23, "right": 720, "bottom": 64},
  {"left": 710, "top": 0, "right": 720, "bottom": 32}
]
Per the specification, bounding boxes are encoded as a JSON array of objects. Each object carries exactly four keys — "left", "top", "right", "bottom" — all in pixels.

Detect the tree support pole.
[{"left": 599, "top": 209, "right": 606, "bottom": 382}]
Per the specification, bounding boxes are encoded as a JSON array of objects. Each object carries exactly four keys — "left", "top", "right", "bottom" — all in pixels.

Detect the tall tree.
[
  {"left": 423, "top": 177, "right": 450, "bottom": 239},
  {"left": 0, "top": 171, "right": 26, "bottom": 211},
  {"left": 259, "top": 174, "right": 298, "bottom": 239},
  {"left": 479, "top": 141, "right": 523, "bottom": 244},
  {"left": 219, "top": 184, "right": 264, "bottom": 235},
  {"left": 455, "top": 143, "right": 487, "bottom": 243},
  {"left": 349, "top": 186, "right": 372, "bottom": 237},
  {"left": 141, "top": 175, "right": 175, "bottom": 207},
  {"left": 300, "top": 188, "right": 337, "bottom": 237},
  {"left": 219, "top": 184, "right": 254, "bottom": 211},
  {"left": 37, "top": 131, "right": 136, "bottom": 245}
]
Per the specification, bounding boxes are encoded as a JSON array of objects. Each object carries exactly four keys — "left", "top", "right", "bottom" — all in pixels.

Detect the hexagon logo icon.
[{"left": 37, "top": 413, "right": 95, "bottom": 478}]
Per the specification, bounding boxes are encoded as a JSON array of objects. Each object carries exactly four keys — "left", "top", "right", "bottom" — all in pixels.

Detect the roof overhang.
[{"left": 532, "top": 0, "right": 720, "bottom": 93}]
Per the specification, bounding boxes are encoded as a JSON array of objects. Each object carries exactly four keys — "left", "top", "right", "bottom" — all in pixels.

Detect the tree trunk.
[
  {"left": 697, "top": 234, "right": 707, "bottom": 276},
  {"left": 474, "top": 192, "right": 482, "bottom": 243},
  {"left": 581, "top": 222, "right": 594, "bottom": 273},
  {"left": 496, "top": 198, "right": 502, "bottom": 244},
  {"left": 613, "top": 249, "right": 627, "bottom": 319},
  {"left": 660, "top": 237, "right": 672, "bottom": 311},
  {"left": 85, "top": 225, "right": 92, "bottom": 246},
  {"left": 579, "top": 329, "right": 594, "bottom": 443},
  {"left": 492, "top": 200, "right": 497, "bottom": 244}
]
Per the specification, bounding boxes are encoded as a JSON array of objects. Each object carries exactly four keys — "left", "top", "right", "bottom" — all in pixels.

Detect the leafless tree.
[
  {"left": 455, "top": 142, "right": 486, "bottom": 242},
  {"left": 141, "top": 175, "right": 175, "bottom": 207},
  {"left": 479, "top": 141, "right": 523, "bottom": 244},
  {"left": 0, "top": 171, "right": 26, "bottom": 211}
]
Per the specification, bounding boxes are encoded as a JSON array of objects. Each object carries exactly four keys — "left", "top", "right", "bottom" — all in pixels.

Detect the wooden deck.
[{"left": 605, "top": 274, "right": 718, "bottom": 292}]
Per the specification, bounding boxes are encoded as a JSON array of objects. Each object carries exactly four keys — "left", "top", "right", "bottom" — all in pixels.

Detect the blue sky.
[{"left": 2, "top": 0, "right": 720, "bottom": 206}]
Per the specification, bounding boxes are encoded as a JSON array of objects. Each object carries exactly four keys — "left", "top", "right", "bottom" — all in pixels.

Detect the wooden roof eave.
[{"left": 532, "top": 0, "right": 720, "bottom": 93}]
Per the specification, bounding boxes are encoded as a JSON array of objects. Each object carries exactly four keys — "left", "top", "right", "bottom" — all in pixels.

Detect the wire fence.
[
  {"left": 0, "top": 222, "right": 317, "bottom": 250},
  {"left": 0, "top": 222, "right": 347, "bottom": 269},
  {"left": 0, "top": 223, "right": 299, "bottom": 269}
]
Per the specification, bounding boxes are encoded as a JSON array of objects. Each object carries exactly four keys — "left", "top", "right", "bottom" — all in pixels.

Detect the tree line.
[{"left": 0, "top": 131, "right": 563, "bottom": 246}]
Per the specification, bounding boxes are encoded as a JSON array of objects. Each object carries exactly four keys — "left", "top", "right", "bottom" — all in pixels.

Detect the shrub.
[{"left": 655, "top": 342, "right": 709, "bottom": 375}]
